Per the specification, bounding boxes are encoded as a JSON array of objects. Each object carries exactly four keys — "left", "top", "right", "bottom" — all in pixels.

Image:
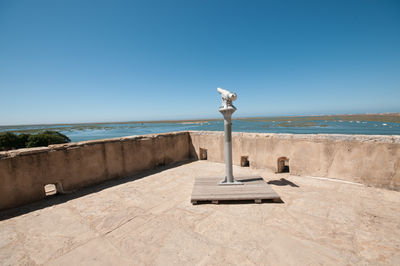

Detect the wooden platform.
[{"left": 191, "top": 176, "right": 281, "bottom": 204}]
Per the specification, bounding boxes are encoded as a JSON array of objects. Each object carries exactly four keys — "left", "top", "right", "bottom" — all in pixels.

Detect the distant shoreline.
[{"left": 1, "top": 113, "right": 399, "bottom": 128}]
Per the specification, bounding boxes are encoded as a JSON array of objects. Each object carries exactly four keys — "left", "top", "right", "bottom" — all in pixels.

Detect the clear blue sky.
[{"left": 0, "top": 0, "right": 399, "bottom": 125}]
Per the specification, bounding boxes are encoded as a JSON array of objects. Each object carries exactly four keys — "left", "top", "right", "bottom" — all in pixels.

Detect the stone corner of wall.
[{"left": 188, "top": 130, "right": 223, "bottom": 136}]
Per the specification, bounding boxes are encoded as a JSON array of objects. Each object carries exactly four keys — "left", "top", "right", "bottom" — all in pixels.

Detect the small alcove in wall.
[
  {"left": 199, "top": 148, "right": 208, "bottom": 160},
  {"left": 241, "top": 156, "right": 250, "bottom": 167},
  {"left": 277, "top": 157, "right": 290, "bottom": 173}
]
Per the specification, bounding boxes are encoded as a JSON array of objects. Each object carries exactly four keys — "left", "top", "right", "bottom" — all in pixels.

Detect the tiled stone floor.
[{"left": 1, "top": 161, "right": 400, "bottom": 265}]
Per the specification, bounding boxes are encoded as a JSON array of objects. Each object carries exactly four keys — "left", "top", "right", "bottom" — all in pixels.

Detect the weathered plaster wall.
[
  {"left": 0, "top": 132, "right": 190, "bottom": 210},
  {"left": 1, "top": 131, "right": 399, "bottom": 210},
  {"left": 189, "top": 131, "right": 400, "bottom": 191}
]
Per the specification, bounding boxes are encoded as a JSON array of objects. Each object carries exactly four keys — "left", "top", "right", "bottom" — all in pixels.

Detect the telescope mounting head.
[{"left": 217, "top": 87, "right": 237, "bottom": 110}]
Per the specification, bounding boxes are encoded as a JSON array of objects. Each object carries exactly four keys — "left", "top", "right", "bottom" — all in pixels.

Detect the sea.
[{"left": 1, "top": 118, "right": 399, "bottom": 143}]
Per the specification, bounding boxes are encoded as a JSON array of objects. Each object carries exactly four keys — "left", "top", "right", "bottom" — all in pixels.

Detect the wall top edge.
[
  {"left": 187, "top": 130, "right": 400, "bottom": 143},
  {"left": 1, "top": 130, "right": 399, "bottom": 159},
  {"left": 0, "top": 131, "right": 189, "bottom": 159}
]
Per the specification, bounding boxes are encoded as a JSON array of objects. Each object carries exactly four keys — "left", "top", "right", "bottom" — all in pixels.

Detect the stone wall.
[
  {"left": 0, "top": 132, "right": 190, "bottom": 210},
  {"left": 1, "top": 130, "right": 399, "bottom": 210},
  {"left": 188, "top": 131, "right": 400, "bottom": 191}
]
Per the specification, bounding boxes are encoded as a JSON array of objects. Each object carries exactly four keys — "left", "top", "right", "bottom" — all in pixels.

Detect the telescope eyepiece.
[{"left": 217, "top": 87, "right": 237, "bottom": 100}]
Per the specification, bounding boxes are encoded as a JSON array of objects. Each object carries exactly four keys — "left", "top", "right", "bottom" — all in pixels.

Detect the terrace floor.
[{"left": 1, "top": 161, "right": 400, "bottom": 265}]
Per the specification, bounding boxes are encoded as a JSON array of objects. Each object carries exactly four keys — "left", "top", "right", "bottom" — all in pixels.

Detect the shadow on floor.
[
  {"left": 0, "top": 160, "right": 194, "bottom": 221},
  {"left": 238, "top": 177, "right": 264, "bottom": 182},
  {"left": 267, "top": 178, "right": 299, "bottom": 187}
]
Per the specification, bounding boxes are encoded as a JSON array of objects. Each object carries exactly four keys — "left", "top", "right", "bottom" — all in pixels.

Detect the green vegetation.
[
  {"left": 0, "top": 124, "right": 120, "bottom": 135},
  {"left": 0, "top": 131, "right": 70, "bottom": 151}
]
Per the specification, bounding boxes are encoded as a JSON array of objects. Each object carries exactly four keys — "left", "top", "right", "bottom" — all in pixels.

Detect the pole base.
[{"left": 218, "top": 177, "right": 244, "bottom": 186}]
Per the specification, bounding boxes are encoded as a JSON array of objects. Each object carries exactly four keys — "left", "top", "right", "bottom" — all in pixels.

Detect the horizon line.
[{"left": 1, "top": 112, "right": 399, "bottom": 127}]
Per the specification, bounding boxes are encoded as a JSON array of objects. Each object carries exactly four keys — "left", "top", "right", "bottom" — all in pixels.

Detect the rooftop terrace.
[{"left": 1, "top": 161, "right": 399, "bottom": 265}]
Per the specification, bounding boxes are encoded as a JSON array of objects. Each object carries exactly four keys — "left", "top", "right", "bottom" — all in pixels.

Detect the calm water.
[{"left": 1, "top": 119, "right": 399, "bottom": 142}]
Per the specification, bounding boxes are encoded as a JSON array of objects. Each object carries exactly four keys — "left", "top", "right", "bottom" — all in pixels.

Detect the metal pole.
[
  {"left": 217, "top": 88, "right": 242, "bottom": 185},
  {"left": 221, "top": 109, "right": 234, "bottom": 183}
]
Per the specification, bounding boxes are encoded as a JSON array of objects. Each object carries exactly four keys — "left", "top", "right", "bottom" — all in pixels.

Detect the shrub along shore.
[{"left": 0, "top": 131, "right": 70, "bottom": 151}]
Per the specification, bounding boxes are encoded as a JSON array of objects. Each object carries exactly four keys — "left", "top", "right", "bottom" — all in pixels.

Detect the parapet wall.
[
  {"left": 189, "top": 131, "right": 400, "bottom": 191},
  {"left": 0, "top": 132, "right": 190, "bottom": 210},
  {"left": 0, "top": 131, "right": 399, "bottom": 210}
]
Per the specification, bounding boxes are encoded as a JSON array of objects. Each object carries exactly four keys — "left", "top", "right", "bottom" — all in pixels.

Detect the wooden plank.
[{"left": 191, "top": 176, "right": 281, "bottom": 204}]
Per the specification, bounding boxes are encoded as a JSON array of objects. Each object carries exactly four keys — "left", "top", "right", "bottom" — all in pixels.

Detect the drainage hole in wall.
[
  {"left": 277, "top": 157, "right": 290, "bottom": 173},
  {"left": 44, "top": 184, "right": 57, "bottom": 196},
  {"left": 200, "top": 148, "right": 208, "bottom": 160},
  {"left": 241, "top": 156, "right": 250, "bottom": 167}
]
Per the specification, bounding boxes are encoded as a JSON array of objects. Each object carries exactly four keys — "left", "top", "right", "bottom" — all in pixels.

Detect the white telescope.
[
  {"left": 217, "top": 87, "right": 237, "bottom": 109},
  {"left": 217, "top": 87, "right": 242, "bottom": 185}
]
